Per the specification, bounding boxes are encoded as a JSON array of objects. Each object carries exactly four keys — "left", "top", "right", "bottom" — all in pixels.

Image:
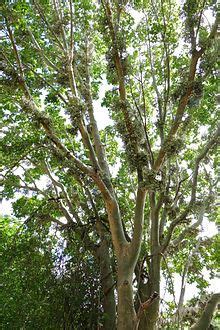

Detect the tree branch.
[
  {"left": 153, "top": 19, "right": 218, "bottom": 172},
  {"left": 27, "top": 28, "right": 60, "bottom": 71},
  {"left": 102, "top": 0, "right": 142, "bottom": 180},
  {"left": 84, "top": 39, "right": 114, "bottom": 194},
  {"left": 160, "top": 0, "right": 171, "bottom": 122},
  {"left": 145, "top": 16, "right": 163, "bottom": 134},
  {"left": 135, "top": 292, "right": 159, "bottom": 330},
  {"left": 69, "top": 0, "right": 74, "bottom": 61},
  {"left": 176, "top": 240, "right": 201, "bottom": 326},
  {"left": 23, "top": 63, "right": 68, "bottom": 104},
  {"left": 129, "top": 78, "right": 154, "bottom": 166},
  {"left": 5, "top": 20, "right": 31, "bottom": 99},
  {"left": 171, "top": 204, "right": 205, "bottom": 248},
  {"left": 33, "top": 0, "right": 65, "bottom": 51},
  {"left": 21, "top": 96, "right": 93, "bottom": 176},
  {"left": 43, "top": 160, "right": 81, "bottom": 223},
  {"left": 150, "top": 191, "right": 161, "bottom": 254},
  {"left": 191, "top": 293, "right": 220, "bottom": 330},
  {"left": 6, "top": 6, "right": 116, "bottom": 207},
  {"left": 41, "top": 214, "right": 69, "bottom": 227},
  {"left": 52, "top": 0, "right": 68, "bottom": 51},
  {"left": 161, "top": 126, "right": 219, "bottom": 252}
]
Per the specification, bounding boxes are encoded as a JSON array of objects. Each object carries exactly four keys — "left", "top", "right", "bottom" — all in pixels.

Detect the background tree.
[
  {"left": 0, "top": 218, "right": 103, "bottom": 329},
  {"left": 0, "top": 216, "right": 103, "bottom": 329},
  {"left": 0, "top": 0, "right": 218, "bottom": 329}
]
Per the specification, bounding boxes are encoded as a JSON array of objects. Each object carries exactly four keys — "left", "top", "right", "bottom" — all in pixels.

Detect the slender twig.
[
  {"left": 5, "top": 19, "right": 31, "bottom": 98},
  {"left": 27, "top": 28, "right": 59, "bottom": 71},
  {"left": 161, "top": 126, "right": 219, "bottom": 252},
  {"left": 160, "top": 0, "right": 170, "bottom": 122},
  {"left": 33, "top": 0, "right": 65, "bottom": 51},
  {"left": 69, "top": 0, "right": 74, "bottom": 61},
  {"left": 23, "top": 63, "right": 68, "bottom": 104},
  {"left": 161, "top": 253, "right": 177, "bottom": 309},
  {"left": 195, "top": 0, "right": 206, "bottom": 42},
  {"left": 129, "top": 81, "right": 153, "bottom": 166},
  {"left": 52, "top": 0, "right": 68, "bottom": 51}
]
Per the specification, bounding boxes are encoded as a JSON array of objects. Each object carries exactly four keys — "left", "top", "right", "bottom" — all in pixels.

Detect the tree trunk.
[
  {"left": 117, "top": 263, "right": 137, "bottom": 330},
  {"left": 138, "top": 193, "right": 161, "bottom": 330},
  {"left": 138, "top": 254, "right": 161, "bottom": 330},
  {"left": 191, "top": 293, "right": 220, "bottom": 330},
  {"left": 96, "top": 226, "right": 116, "bottom": 329}
]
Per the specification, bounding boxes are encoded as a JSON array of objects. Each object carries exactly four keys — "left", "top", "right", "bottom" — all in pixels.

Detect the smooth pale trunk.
[{"left": 117, "top": 263, "right": 137, "bottom": 330}]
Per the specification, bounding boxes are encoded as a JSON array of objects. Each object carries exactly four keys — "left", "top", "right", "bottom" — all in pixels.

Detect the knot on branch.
[
  {"left": 140, "top": 292, "right": 159, "bottom": 310},
  {"left": 140, "top": 170, "right": 162, "bottom": 191},
  {"left": 21, "top": 96, "right": 51, "bottom": 127},
  {"left": 164, "top": 138, "right": 184, "bottom": 156},
  {"left": 136, "top": 292, "right": 159, "bottom": 326},
  {"left": 37, "top": 113, "right": 52, "bottom": 127}
]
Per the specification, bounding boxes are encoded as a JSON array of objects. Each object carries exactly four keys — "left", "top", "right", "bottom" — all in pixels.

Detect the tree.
[
  {"left": 0, "top": 216, "right": 103, "bottom": 329},
  {"left": 0, "top": 1, "right": 218, "bottom": 329}
]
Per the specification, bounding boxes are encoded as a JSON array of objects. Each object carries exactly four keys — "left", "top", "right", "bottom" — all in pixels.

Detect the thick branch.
[
  {"left": 171, "top": 204, "right": 205, "bottom": 248},
  {"left": 84, "top": 41, "right": 114, "bottom": 193},
  {"left": 102, "top": 0, "right": 142, "bottom": 179},
  {"left": 153, "top": 50, "right": 202, "bottom": 171},
  {"left": 153, "top": 20, "right": 217, "bottom": 172},
  {"left": 191, "top": 293, "right": 220, "bottom": 330},
  {"left": 176, "top": 240, "right": 201, "bottom": 325},
  {"left": 105, "top": 198, "right": 127, "bottom": 256},
  {"left": 5, "top": 21, "right": 31, "bottom": 99},
  {"left": 21, "top": 97, "right": 93, "bottom": 176},
  {"left": 43, "top": 160, "right": 81, "bottom": 223},
  {"left": 161, "top": 126, "right": 219, "bottom": 252},
  {"left": 78, "top": 120, "right": 101, "bottom": 172},
  {"left": 49, "top": 139, "right": 127, "bottom": 252}
]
